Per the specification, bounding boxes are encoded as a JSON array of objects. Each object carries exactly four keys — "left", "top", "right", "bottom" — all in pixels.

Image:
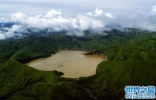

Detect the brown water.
[{"left": 26, "top": 51, "right": 105, "bottom": 78}]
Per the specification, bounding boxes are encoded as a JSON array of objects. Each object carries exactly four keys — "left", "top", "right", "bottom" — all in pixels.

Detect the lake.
[{"left": 26, "top": 51, "right": 106, "bottom": 78}]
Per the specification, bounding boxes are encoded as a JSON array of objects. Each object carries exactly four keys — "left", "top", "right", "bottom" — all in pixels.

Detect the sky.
[
  {"left": 0, "top": 0, "right": 156, "bottom": 39},
  {"left": 0, "top": 0, "right": 155, "bottom": 18}
]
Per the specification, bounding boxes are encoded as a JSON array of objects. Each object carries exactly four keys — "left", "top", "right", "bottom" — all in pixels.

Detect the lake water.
[{"left": 26, "top": 51, "right": 105, "bottom": 78}]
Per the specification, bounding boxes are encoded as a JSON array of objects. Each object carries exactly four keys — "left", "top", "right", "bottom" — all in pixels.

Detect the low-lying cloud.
[{"left": 0, "top": 6, "right": 156, "bottom": 39}]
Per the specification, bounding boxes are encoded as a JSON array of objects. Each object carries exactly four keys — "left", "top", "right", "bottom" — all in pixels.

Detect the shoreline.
[
  {"left": 18, "top": 49, "right": 107, "bottom": 64},
  {"left": 25, "top": 50, "right": 106, "bottom": 78}
]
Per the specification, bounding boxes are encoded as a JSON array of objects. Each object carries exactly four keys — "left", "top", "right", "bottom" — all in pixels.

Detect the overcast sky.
[
  {"left": 0, "top": 0, "right": 156, "bottom": 39},
  {"left": 0, "top": 0, "right": 156, "bottom": 18}
]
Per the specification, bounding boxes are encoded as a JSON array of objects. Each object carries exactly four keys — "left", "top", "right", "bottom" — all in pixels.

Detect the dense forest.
[{"left": 0, "top": 28, "right": 156, "bottom": 100}]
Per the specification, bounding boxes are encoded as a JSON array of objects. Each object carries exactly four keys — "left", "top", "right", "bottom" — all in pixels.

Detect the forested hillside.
[{"left": 0, "top": 29, "right": 156, "bottom": 100}]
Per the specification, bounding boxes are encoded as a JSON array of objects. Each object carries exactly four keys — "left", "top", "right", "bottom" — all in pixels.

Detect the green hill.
[
  {"left": 79, "top": 61, "right": 156, "bottom": 100},
  {"left": 0, "top": 60, "right": 89, "bottom": 100},
  {"left": 0, "top": 29, "right": 156, "bottom": 100},
  {"left": 107, "top": 38, "right": 156, "bottom": 61},
  {"left": 1, "top": 60, "right": 156, "bottom": 100}
]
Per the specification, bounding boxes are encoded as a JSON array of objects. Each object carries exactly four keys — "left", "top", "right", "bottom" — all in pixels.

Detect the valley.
[{"left": 0, "top": 29, "right": 156, "bottom": 100}]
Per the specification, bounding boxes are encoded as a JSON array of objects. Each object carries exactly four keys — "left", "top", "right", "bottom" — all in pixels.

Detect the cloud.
[
  {"left": 1, "top": 25, "right": 27, "bottom": 39},
  {"left": 0, "top": 34, "right": 5, "bottom": 40},
  {"left": 86, "top": 8, "right": 104, "bottom": 17},
  {"left": 1, "top": 7, "right": 156, "bottom": 40},
  {"left": 44, "top": 9, "right": 62, "bottom": 18},
  {"left": 105, "top": 13, "right": 114, "bottom": 18},
  {"left": 95, "top": 8, "right": 103, "bottom": 16},
  {"left": 0, "top": 8, "right": 107, "bottom": 39},
  {"left": 10, "top": 8, "right": 105, "bottom": 31},
  {"left": 11, "top": 12, "right": 27, "bottom": 23},
  {"left": 151, "top": 6, "right": 156, "bottom": 12}
]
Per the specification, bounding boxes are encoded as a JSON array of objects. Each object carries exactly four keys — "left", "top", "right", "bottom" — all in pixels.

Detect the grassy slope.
[
  {"left": 1, "top": 60, "right": 155, "bottom": 100},
  {"left": 79, "top": 61, "right": 156, "bottom": 100},
  {"left": 0, "top": 60, "right": 89, "bottom": 100},
  {"left": 0, "top": 30, "right": 156, "bottom": 100},
  {"left": 107, "top": 38, "right": 156, "bottom": 61}
]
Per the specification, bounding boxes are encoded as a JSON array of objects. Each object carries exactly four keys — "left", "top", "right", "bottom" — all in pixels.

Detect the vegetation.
[
  {"left": 0, "top": 28, "right": 156, "bottom": 100},
  {"left": 79, "top": 61, "right": 156, "bottom": 100},
  {"left": 0, "top": 60, "right": 90, "bottom": 100}
]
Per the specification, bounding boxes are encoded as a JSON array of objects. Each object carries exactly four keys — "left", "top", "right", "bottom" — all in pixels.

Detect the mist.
[{"left": 0, "top": 6, "right": 156, "bottom": 40}]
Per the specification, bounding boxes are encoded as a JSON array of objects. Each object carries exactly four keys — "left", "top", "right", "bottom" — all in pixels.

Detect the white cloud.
[
  {"left": 11, "top": 12, "right": 27, "bottom": 23},
  {"left": 0, "top": 8, "right": 107, "bottom": 39},
  {"left": 105, "top": 13, "right": 114, "bottom": 18},
  {"left": 44, "top": 9, "right": 62, "bottom": 18},
  {"left": 0, "top": 33, "right": 5, "bottom": 40},
  {"left": 3, "top": 25, "right": 27, "bottom": 38},
  {"left": 151, "top": 6, "right": 156, "bottom": 12},
  {"left": 1, "top": 6, "right": 156, "bottom": 39},
  {"left": 94, "top": 8, "right": 103, "bottom": 16},
  {"left": 12, "top": 8, "right": 105, "bottom": 31}
]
